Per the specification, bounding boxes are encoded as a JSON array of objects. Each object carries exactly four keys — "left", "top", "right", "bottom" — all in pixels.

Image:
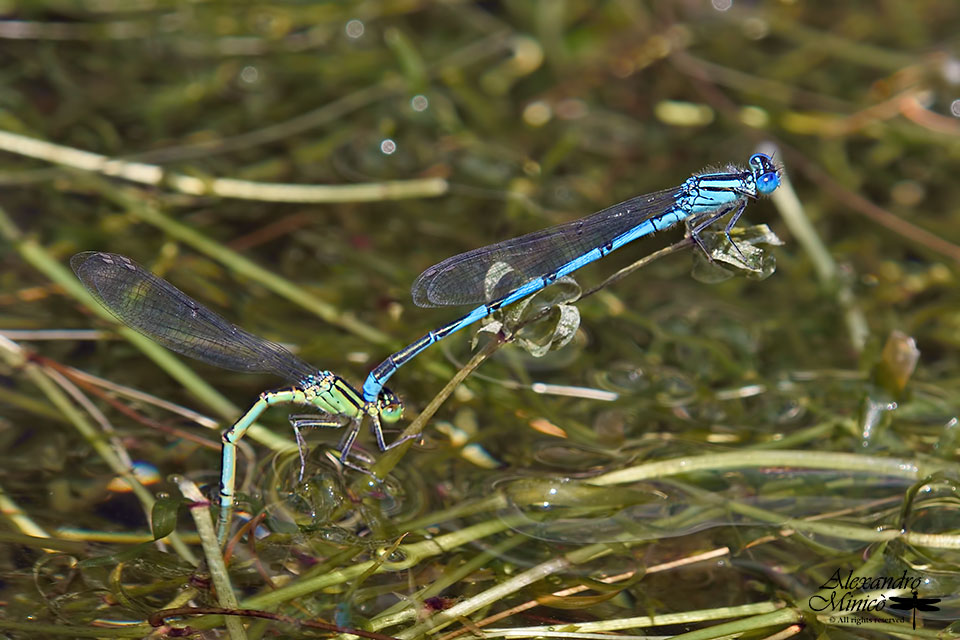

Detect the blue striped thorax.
[{"left": 677, "top": 152, "right": 781, "bottom": 217}]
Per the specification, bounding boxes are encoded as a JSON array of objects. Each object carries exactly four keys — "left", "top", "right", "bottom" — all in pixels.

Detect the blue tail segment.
[{"left": 363, "top": 153, "right": 781, "bottom": 403}]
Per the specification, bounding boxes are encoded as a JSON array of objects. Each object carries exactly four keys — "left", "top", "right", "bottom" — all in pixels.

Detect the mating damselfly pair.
[{"left": 72, "top": 152, "right": 780, "bottom": 542}]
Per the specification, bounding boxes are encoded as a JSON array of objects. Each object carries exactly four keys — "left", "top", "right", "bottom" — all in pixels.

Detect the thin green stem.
[
  {"left": 0, "top": 129, "right": 448, "bottom": 203},
  {"left": 590, "top": 450, "right": 942, "bottom": 485},
  {"left": 668, "top": 608, "right": 804, "bottom": 640},
  {"left": 481, "top": 602, "right": 788, "bottom": 637},
  {"left": 176, "top": 477, "right": 247, "bottom": 640},
  {"left": 0, "top": 620, "right": 152, "bottom": 638}
]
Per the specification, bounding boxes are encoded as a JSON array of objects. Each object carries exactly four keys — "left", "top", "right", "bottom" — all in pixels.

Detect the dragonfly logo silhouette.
[{"left": 889, "top": 590, "right": 941, "bottom": 630}]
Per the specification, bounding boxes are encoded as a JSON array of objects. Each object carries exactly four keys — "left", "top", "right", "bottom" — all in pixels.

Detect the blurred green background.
[{"left": 1, "top": 1, "right": 959, "bottom": 637}]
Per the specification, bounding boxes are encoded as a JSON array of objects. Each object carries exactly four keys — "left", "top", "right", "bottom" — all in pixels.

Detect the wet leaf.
[
  {"left": 692, "top": 223, "right": 782, "bottom": 283},
  {"left": 151, "top": 495, "right": 185, "bottom": 540},
  {"left": 515, "top": 302, "right": 580, "bottom": 357}
]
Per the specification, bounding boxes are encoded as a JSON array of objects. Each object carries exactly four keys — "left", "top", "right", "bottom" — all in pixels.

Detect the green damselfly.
[{"left": 72, "top": 251, "right": 409, "bottom": 542}]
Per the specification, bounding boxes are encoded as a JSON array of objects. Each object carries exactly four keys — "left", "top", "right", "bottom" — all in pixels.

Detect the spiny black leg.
[
  {"left": 371, "top": 413, "right": 418, "bottom": 451},
  {"left": 722, "top": 200, "right": 748, "bottom": 261},
  {"left": 291, "top": 422, "right": 308, "bottom": 481},
  {"left": 689, "top": 203, "right": 736, "bottom": 262},
  {"left": 289, "top": 412, "right": 353, "bottom": 478},
  {"left": 335, "top": 419, "right": 378, "bottom": 476}
]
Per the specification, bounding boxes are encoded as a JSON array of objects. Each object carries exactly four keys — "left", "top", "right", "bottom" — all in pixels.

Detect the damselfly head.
[
  {"left": 748, "top": 153, "right": 781, "bottom": 195},
  {"left": 377, "top": 388, "right": 404, "bottom": 422}
]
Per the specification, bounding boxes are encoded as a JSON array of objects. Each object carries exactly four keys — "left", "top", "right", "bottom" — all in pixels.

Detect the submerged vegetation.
[{"left": 1, "top": 2, "right": 959, "bottom": 638}]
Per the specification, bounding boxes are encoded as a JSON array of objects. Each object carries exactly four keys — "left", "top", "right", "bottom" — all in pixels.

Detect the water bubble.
[
  {"left": 411, "top": 94, "right": 429, "bottom": 111},
  {"left": 240, "top": 65, "right": 259, "bottom": 84},
  {"left": 345, "top": 19, "right": 364, "bottom": 38}
]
